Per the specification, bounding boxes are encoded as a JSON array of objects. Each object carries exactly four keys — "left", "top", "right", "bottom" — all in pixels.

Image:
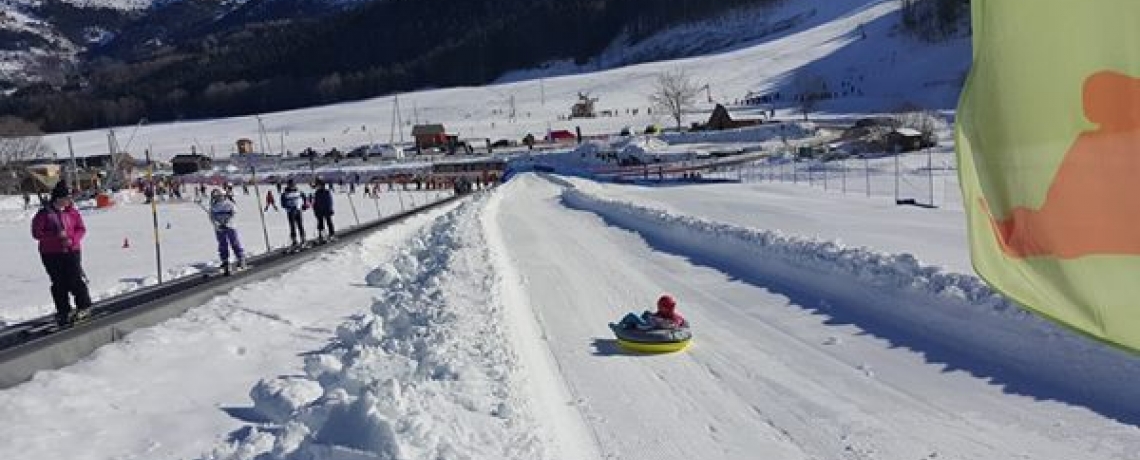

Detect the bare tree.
[
  {"left": 893, "top": 108, "right": 944, "bottom": 147},
  {"left": 649, "top": 68, "right": 701, "bottom": 131},
  {"left": 794, "top": 73, "right": 828, "bottom": 121},
  {"left": 0, "top": 117, "right": 53, "bottom": 194}
]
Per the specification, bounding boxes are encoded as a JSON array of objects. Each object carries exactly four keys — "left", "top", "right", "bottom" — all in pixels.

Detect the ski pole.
[
  {"left": 346, "top": 190, "right": 360, "bottom": 226},
  {"left": 145, "top": 149, "right": 163, "bottom": 283},
  {"left": 250, "top": 164, "right": 272, "bottom": 253}
]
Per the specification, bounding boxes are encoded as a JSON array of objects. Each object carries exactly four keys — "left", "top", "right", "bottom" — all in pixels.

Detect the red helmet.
[{"left": 657, "top": 294, "right": 676, "bottom": 313}]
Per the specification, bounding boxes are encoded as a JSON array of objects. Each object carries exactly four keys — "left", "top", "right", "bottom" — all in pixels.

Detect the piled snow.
[
  {"left": 207, "top": 198, "right": 552, "bottom": 460},
  {"left": 661, "top": 121, "right": 816, "bottom": 145},
  {"left": 558, "top": 177, "right": 1140, "bottom": 421}
]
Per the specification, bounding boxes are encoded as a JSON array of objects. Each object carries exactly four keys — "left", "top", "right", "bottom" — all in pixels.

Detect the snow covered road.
[{"left": 493, "top": 174, "right": 1140, "bottom": 460}]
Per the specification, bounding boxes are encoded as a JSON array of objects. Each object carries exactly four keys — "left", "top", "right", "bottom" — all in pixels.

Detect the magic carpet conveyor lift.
[{"left": 0, "top": 194, "right": 465, "bottom": 389}]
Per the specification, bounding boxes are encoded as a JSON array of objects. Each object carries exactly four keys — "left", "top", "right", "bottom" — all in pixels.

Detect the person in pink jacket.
[
  {"left": 31, "top": 181, "right": 93, "bottom": 326},
  {"left": 617, "top": 294, "right": 688, "bottom": 330}
]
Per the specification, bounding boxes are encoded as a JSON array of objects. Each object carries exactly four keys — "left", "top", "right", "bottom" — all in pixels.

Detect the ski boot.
[
  {"left": 73, "top": 308, "right": 91, "bottom": 325},
  {"left": 55, "top": 310, "right": 73, "bottom": 328},
  {"left": 221, "top": 260, "right": 231, "bottom": 276}
]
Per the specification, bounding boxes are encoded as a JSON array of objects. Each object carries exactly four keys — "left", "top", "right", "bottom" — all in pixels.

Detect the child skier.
[
  {"left": 209, "top": 189, "right": 245, "bottom": 274},
  {"left": 264, "top": 189, "right": 279, "bottom": 212},
  {"left": 312, "top": 179, "right": 336, "bottom": 243},
  {"left": 618, "top": 294, "right": 687, "bottom": 330},
  {"left": 281, "top": 179, "right": 308, "bottom": 250}
]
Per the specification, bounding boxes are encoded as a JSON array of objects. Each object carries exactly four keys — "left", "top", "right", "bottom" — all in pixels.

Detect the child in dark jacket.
[{"left": 312, "top": 180, "right": 335, "bottom": 242}]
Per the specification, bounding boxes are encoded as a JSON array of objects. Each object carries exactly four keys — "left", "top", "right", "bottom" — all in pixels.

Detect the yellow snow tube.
[
  {"left": 609, "top": 323, "right": 692, "bottom": 353},
  {"left": 615, "top": 337, "right": 691, "bottom": 353}
]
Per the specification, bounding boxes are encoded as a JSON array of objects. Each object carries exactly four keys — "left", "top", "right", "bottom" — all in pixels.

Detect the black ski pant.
[
  {"left": 41, "top": 252, "right": 92, "bottom": 320},
  {"left": 315, "top": 213, "right": 334, "bottom": 237},
  {"left": 287, "top": 210, "right": 306, "bottom": 244}
]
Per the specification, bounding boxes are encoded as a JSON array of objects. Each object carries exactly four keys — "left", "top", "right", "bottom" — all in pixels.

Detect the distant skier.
[
  {"left": 22, "top": 191, "right": 30, "bottom": 210},
  {"left": 264, "top": 189, "right": 279, "bottom": 212},
  {"left": 208, "top": 189, "right": 245, "bottom": 274},
  {"left": 312, "top": 179, "right": 336, "bottom": 243},
  {"left": 31, "top": 181, "right": 93, "bottom": 327},
  {"left": 281, "top": 179, "right": 308, "bottom": 249}
]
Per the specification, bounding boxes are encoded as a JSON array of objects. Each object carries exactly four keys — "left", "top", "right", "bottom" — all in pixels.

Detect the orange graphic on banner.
[{"left": 990, "top": 71, "right": 1140, "bottom": 259}]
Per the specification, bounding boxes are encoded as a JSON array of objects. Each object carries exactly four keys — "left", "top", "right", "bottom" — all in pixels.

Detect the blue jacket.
[{"left": 281, "top": 186, "right": 305, "bottom": 212}]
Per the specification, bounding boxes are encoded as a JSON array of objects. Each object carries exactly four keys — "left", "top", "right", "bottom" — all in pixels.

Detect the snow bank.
[
  {"left": 0, "top": 195, "right": 36, "bottom": 223},
  {"left": 559, "top": 179, "right": 1140, "bottom": 423},
  {"left": 205, "top": 198, "right": 551, "bottom": 460},
  {"left": 660, "top": 122, "right": 816, "bottom": 145}
]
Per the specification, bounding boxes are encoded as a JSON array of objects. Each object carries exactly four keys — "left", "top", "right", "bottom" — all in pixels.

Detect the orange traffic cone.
[{"left": 122, "top": 237, "right": 130, "bottom": 249}]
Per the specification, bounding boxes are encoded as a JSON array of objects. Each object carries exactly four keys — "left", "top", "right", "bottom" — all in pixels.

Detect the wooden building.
[{"left": 412, "top": 124, "right": 448, "bottom": 150}]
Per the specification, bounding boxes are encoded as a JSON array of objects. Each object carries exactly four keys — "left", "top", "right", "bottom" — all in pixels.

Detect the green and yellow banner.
[
  {"left": 957, "top": 1, "right": 1140, "bottom": 351},
  {"left": 957, "top": 0, "right": 1140, "bottom": 352}
]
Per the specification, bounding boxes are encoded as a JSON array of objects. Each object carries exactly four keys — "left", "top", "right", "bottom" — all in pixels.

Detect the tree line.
[{"left": 1, "top": 0, "right": 785, "bottom": 133}]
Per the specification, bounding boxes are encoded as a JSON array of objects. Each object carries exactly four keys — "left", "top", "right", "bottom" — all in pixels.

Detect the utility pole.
[{"left": 66, "top": 136, "right": 78, "bottom": 190}]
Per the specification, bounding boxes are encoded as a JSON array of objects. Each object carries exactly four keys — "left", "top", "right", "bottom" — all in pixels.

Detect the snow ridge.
[
  {"left": 557, "top": 177, "right": 1140, "bottom": 424},
  {"left": 205, "top": 198, "right": 550, "bottom": 460}
]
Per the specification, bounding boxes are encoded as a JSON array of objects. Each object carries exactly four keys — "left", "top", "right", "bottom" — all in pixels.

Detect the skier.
[
  {"left": 208, "top": 189, "right": 245, "bottom": 274},
  {"left": 264, "top": 189, "right": 279, "bottom": 212},
  {"left": 312, "top": 179, "right": 336, "bottom": 243},
  {"left": 31, "top": 181, "right": 93, "bottom": 327},
  {"left": 281, "top": 179, "right": 308, "bottom": 250},
  {"left": 617, "top": 294, "right": 687, "bottom": 331},
  {"left": 22, "top": 191, "right": 30, "bottom": 210}
]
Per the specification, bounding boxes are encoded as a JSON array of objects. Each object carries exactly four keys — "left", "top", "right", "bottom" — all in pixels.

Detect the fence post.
[
  {"left": 865, "top": 156, "right": 871, "bottom": 198},
  {"left": 928, "top": 147, "right": 935, "bottom": 207},
  {"left": 842, "top": 158, "right": 847, "bottom": 194},
  {"left": 894, "top": 152, "right": 900, "bottom": 203}
]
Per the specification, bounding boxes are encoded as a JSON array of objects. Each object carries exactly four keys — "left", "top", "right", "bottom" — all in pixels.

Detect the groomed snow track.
[{"left": 0, "top": 193, "right": 467, "bottom": 389}]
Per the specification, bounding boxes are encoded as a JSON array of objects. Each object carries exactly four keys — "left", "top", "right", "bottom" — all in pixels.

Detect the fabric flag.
[{"left": 957, "top": 1, "right": 1140, "bottom": 351}]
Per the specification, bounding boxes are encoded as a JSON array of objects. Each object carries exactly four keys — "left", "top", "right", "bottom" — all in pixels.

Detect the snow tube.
[{"left": 608, "top": 323, "right": 692, "bottom": 353}]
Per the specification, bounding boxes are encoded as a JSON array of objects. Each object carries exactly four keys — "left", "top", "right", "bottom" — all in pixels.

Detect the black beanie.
[{"left": 51, "top": 181, "right": 69, "bottom": 200}]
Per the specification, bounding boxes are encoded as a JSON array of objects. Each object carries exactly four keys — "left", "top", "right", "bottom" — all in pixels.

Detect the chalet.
[
  {"left": 546, "top": 130, "right": 577, "bottom": 143},
  {"left": 236, "top": 138, "right": 255, "bottom": 154},
  {"left": 703, "top": 104, "right": 764, "bottom": 131},
  {"left": 885, "top": 128, "right": 931, "bottom": 153},
  {"left": 171, "top": 154, "right": 213, "bottom": 175},
  {"left": 412, "top": 124, "right": 448, "bottom": 150},
  {"left": 570, "top": 92, "right": 598, "bottom": 118}
]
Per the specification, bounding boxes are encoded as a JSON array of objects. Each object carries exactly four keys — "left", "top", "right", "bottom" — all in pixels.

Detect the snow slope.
[
  {"left": 0, "top": 202, "right": 457, "bottom": 460},
  {"left": 43, "top": 0, "right": 970, "bottom": 161},
  {"left": 202, "top": 174, "right": 1140, "bottom": 459}
]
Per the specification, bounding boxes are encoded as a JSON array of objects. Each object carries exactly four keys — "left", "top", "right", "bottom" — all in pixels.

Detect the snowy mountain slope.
[
  {"left": 44, "top": 0, "right": 970, "bottom": 161},
  {"left": 0, "top": 0, "right": 369, "bottom": 88}
]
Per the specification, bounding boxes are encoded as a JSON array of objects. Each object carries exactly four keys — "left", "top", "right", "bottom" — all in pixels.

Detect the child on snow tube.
[
  {"left": 611, "top": 295, "right": 692, "bottom": 352},
  {"left": 617, "top": 294, "right": 687, "bottom": 331}
]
